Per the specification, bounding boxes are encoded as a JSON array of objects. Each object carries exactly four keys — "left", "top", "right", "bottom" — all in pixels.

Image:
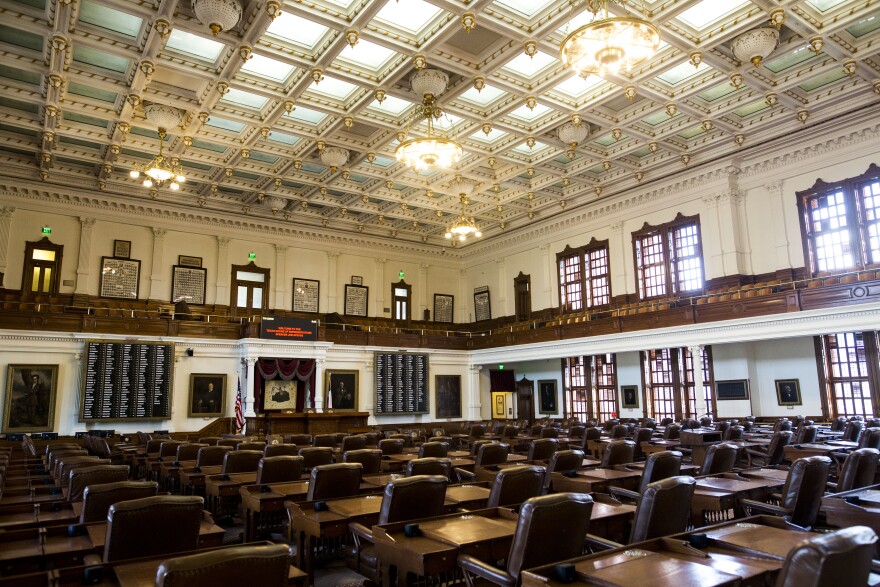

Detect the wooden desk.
[
  {"left": 692, "top": 475, "right": 783, "bottom": 526},
  {"left": 679, "top": 430, "right": 724, "bottom": 466},
  {"left": 577, "top": 468, "right": 641, "bottom": 491},
  {"left": 737, "top": 468, "right": 791, "bottom": 482},
  {"left": 205, "top": 472, "right": 258, "bottom": 517},
  {"left": 821, "top": 483, "right": 880, "bottom": 555},
  {"left": 240, "top": 480, "right": 311, "bottom": 541},
  {"left": 641, "top": 440, "right": 681, "bottom": 457},
  {"left": 178, "top": 465, "right": 222, "bottom": 496},
  {"left": 783, "top": 443, "right": 839, "bottom": 461},
  {"left": 444, "top": 484, "right": 491, "bottom": 509},
  {"left": 0, "top": 501, "right": 79, "bottom": 531}
]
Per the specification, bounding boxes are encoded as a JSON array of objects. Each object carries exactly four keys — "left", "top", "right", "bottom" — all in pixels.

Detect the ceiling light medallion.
[
  {"left": 560, "top": 0, "right": 660, "bottom": 79},
  {"left": 473, "top": 77, "right": 485, "bottom": 92},
  {"left": 395, "top": 69, "right": 463, "bottom": 171},
  {"left": 374, "top": 89, "right": 386, "bottom": 103},
  {"left": 191, "top": 0, "right": 242, "bottom": 36},
  {"left": 524, "top": 40, "right": 538, "bottom": 58},
  {"left": 558, "top": 121, "right": 589, "bottom": 158},
  {"left": 320, "top": 146, "right": 348, "bottom": 173},
  {"left": 345, "top": 29, "right": 359, "bottom": 48},
  {"left": 689, "top": 51, "right": 702, "bottom": 68},
  {"left": 461, "top": 12, "right": 476, "bottom": 33},
  {"left": 731, "top": 26, "right": 779, "bottom": 67}
]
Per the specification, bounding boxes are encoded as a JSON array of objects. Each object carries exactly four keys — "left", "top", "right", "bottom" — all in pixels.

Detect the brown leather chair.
[
  {"left": 842, "top": 420, "right": 863, "bottom": 443},
  {"left": 263, "top": 444, "right": 300, "bottom": 458},
  {"left": 698, "top": 443, "right": 739, "bottom": 475},
  {"left": 627, "top": 476, "right": 696, "bottom": 543},
  {"left": 221, "top": 450, "right": 264, "bottom": 475},
  {"left": 343, "top": 449, "right": 382, "bottom": 475},
  {"left": 700, "top": 416, "right": 713, "bottom": 427},
  {"left": 475, "top": 443, "right": 509, "bottom": 467},
  {"left": 746, "top": 431, "right": 792, "bottom": 467},
  {"left": 156, "top": 543, "right": 293, "bottom": 587},
  {"left": 195, "top": 445, "right": 232, "bottom": 468},
  {"left": 829, "top": 448, "right": 880, "bottom": 493},
  {"left": 486, "top": 465, "right": 546, "bottom": 508},
  {"left": 542, "top": 450, "right": 585, "bottom": 493},
  {"left": 68, "top": 464, "right": 130, "bottom": 501},
  {"left": 830, "top": 416, "right": 847, "bottom": 432},
  {"left": 585, "top": 427, "right": 602, "bottom": 442},
  {"left": 458, "top": 493, "right": 594, "bottom": 586},
  {"left": 601, "top": 440, "right": 635, "bottom": 467},
  {"left": 527, "top": 438, "right": 558, "bottom": 462},
  {"left": 470, "top": 439, "right": 496, "bottom": 457},
  {"left": 540, "top": 427, "right": 559, "bottom": 439},
  {"left": 340, "top": 435, "right": 367, "bottom": 453},
  {"left": 265, "top": 434, "right": 283, "bottom": 445},
  {"left": 377, "top": 438, "right": 404, "bottom": 455},
  {"left": 312, "top": 434, "right": 337, "bottom": 448},
  {"left": 742, "top": 456, "right": 831, "bottom": 530},
  {"left": 102, "top": 495, "right": 204, "bottom": 562},
  {"left": 158, "top": 441, "right": 186, "bottom": 460},
  {"left": 284, "top": 434, "right": 312, "bottom": 446},
  {"left": 795, "top": 426, "right": 819, "bottom": 444},
  {"left": 145, "top": 439, "right": 163, "bottom": 455},
  {"left": 79, "top": 480, "right": 158, "bottom": 523},
  {"left": 306, "top": 463, "right": 362, "bottom": 501},
  {"left": 388, "top": 433, "right": 413, "bottom": 448},
  {"left": 255, "top": 456, "right": 304, "bottom": 485},
  {"left": 610, "top": 425, "right": 628, "bottom": 439},
  {"left": 405, "top": 457, "right": 452, "bottom": 479},
  {"left": 568, "top": 426, "right": 585, "bottom": 439},
  {"left": 418, "top": 441, "right": 448, "bottom": 458},
  {"left": 236, "top": 442, "right": 266, "bottom": 452},
  {"left": 774, "top": 419, "right": 792, "bottom": 433},
  {"left": 631, "top": 427, "right": 654, "bottom": 461},
  {"left": 176, "top": 443, "right": 208, "bottom": 462},
  {"left": 609, "top": 450, "right": 684, "bottom": 504},
  {"left": 56, "top": 455, "right": 105, "bottom": 483},
  {"left": 297, "top": 447, "right": 334, "bottom": 470},
  {"left": 775, "top": 526, "right": 877, "bottom": 587},
  {"left": 857, "top": 427, "right": 880, "bottom": 449},
  {"left": 723, "top": 425, "right": 744, "bottom": 441},
  {"left": 348, "top": 475, "right": 449, "bottom": 581},
  {"left": 49, "top": 449, "right": 88, "bottom": 475},
  {"left": 197, "top": 437, "right": 221, "bottom": 446}
]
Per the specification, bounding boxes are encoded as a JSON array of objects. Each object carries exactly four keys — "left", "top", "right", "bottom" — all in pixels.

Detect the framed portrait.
[
  {"left": 474, "top": 287, "right": 491, "bottom": 321},
  {"left": 351, "top": 276, "right": 363, "bottom": 285},
  {"left": 538, "top": 380, "right": 558, "bottom": 414},
  {"left": 293, "top": 278, "right": 320, "bottom": 313},
  {"left": 775, "top": 379, "right": 802, "bottom": 406},
  {"left": 113, "top": 239, "right": 131, "bottom": 259},
  {"left": 621, "top": 385, "right": 640, "bottom": 409},
  {"left": 324, "top": 370, "right": 358, "bottom": 412},
  {"left": 433, "top": 294, "right": 454, "bottom": 323},
  {"left": 435, "top": 375, "right": 461, "bottom": 419},
  {"left": 344, "top": 284, "right": 368, "bottom": 317},
  {"left": 171, "top": 265, "right": 207, "bottom": 305},
  {"left": 178, "top": 255, "right": 203, "bottom": 268},
  {"left": 716, "top": 379, "right": 750, "bottom": 401},
  {"left": 491, "top": 392, "right": 506, "bottom": 419},
  {"left": 99, "top": 257, "right": 140, "bottom": 299},
  {"left": 262, "top": 380, "right": 298, "bottom": 412},
  {"left": 188, "top": 374, "right": 226, "bottom": 417},
  {"left": 3, "top": 364, "right": 59, "bottom": 433}
]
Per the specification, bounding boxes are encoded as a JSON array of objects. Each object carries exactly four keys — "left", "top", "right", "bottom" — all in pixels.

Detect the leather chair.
[
  {"left": 527, "top": 439, "right": 558, "bottom": 462},
  {"left": 297, "top": 447, "right": 334, "bottom": 470},
  {"left": 255, "top": 456, "right": 304, "bottom": 484},
  {"left": 469, "top": 424, "right": 487, "bottom": 439},
  {"left": 341, "top": 435, "right": 367, "bottom": 453},
  {"left": 830, "top": 417, "right": 847, "bottom": 432},
  {"left": 343, "top": 449, "right": 382, "bottom": 475},
  {"left": 540, "top": 427, "right": 559, "bottom": 439},
  {"left": 306, "top": 463, "right": 362, "bottom": 500},
  {"left": 610, "top": 425, "right": 628, "bottom": 439},
  {"left": 774, "top": 419, "right": 792, "bottom": 433},
  {"left": 348, "top": 475, "right": 448, "bottom": 582},
  {"left": 197, "top": 437, "right": 221, "bottom": 446},
  {"left": 470, "top": 439, "right": 496, "bottom": 457},
  {"left": 312, "top": 434, "right": 337, "bottom": 448},
  {"left": 829, "top": 448, "right": 879, "bottom": 493},
  {"left": 176, "top": 443, "right": 208, "bottom": 462},
  {"left": 284, "top": 434, "right": 312, "bottom": 446},
  {"left": 775, "top": 526, "right": 877, "bottom": 587},
  {"left": 746, "top": 431, "right": 792, "bottom": 467},
  {"left": 867, "top": 418, "right": 880, "bottom": 429},
  {"left": 568, "top": 426, "right": 585, "bottom": 439},
  {"left": 158, "top": 441, "right": 186, "bottom": 460},
  {"left": 195, "top": 445, "right": 232, "bottom": 468},
  {"left": 857, "top": 427, "right": 880, "bottom": 450},
  {"left": 49, "top": 449, "right": 88, "bottom": 475},
  {"left": 474, "top": 443, "right": 509, "bottom": 467},
  {"left": 610, "top": 450, "right": 683, "bottom": 503},
  {"left": 698, "top": 443, "right": 739, "bottom": 475},
  {"left": 378, "top": 438, "right": 404, "bottom": 455},
  {"left": 585, "top": 427, "right": 602, "bottom": 442},
  {"left": 102, "top": 495, "right": 204, "bottom": 562},
  {"left": 236, "top": 442, "right": 266, "bottom": 452},
  {"left": 659, "top": 418, "right": 674, "bottom": 426},
  {"left": 156, "top": 543, "right": 293, "bottom": 587},
  {"left": 56, "top": 455, "right": 105, "bottom": 483},
  {"left": 724, "top": 425, "right": 744, "bottom": 441},
  {"left": 542, "top": 450, "right": 584, "bottom": 493},
  {"left": 145, "top": 439, "right": 163, "bottom": 455},
  {"left": 631, "top": 427, "right": 654, "bottom": 461},
  {"left": 405, "top": 457, "right": 452, "bottom": 479},
  {"left": 742, "top": 456, "right": 832, "bottom": 530},
  {"left": 842, "top": 420, "right": 863, "bottom": 443},
  {"left": 265, "top": 434, "right": 283, "bottom": 445},
  {"left": 79, "top": 480, "right": 158, "bottom": 523},
  {"left": 68, "top": 464, "right": 130, "bottom": 501},
  {"left": 418, "top": 441, "right": 448, "bottom": 458},
  {"left": 486, "top": 465, "right": 545, "bottom": 508},
  {"left": 796, "top": 426, "right": 819, "bottom": 444},
  {"left": 715, "top": 421, "right": 730, "bottom": 433},
  {"left": 217, "top": 439, "right": 240, "bottom": 449},
  {"left": 388, "top": 434, "right": 413, "bottom": 448},
  {"left": 601, "top": 440, "right": 635, "bottom": 467},
  {"left": 663, "top": 424, "right": 682, "bottom": 440},
  {"left": 457, "top": 493, "right": 594, "bottom": 586},
  {"left": 628, "top": 476, "right": 696, "bottom": 543},
  {"left": 263, "top": 444, "right": 300, "bottom": 458},
  {"left": 222, "top": 450, "right": 264, "bottom": 475},
  {"left": 700, "top": 416, "right": 713, "bottom": 427}
]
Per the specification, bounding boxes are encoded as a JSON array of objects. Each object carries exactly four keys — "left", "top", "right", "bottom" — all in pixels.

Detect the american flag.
[{"left": 234, "top": 377, "right": 245, "bottom": 434}]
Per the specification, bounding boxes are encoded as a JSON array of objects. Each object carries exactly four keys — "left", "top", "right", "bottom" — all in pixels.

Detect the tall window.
[
  {"left": 556, "top": 239, "right": 610, "bottom": 313},
  {"left": 391, "top": 279, "right": 411, "bottom": 321},
  {"left": 642, "top": 346, "right": 714, "bottom": 420},
  {"left": 633, "top": 214, "right": 704, "bottom": 299},
  {"left": 22, "top": 238, "right": 63, "bottom": 296},
  {"left": 797, "top": 164, "right": 880, "bottom": 275},
  {"left": 819, "top": 332, "right": 879, "bottom": 418},
  {"left": 231, "top": 263, "right": 269, "bottom": 314},
  {"left": 563, "top": 354, "right": 618, "bottom": 422}
]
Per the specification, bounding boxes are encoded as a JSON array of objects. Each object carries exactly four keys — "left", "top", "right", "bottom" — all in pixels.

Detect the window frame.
[
  {"left": 22, "top": 237, "right": 63, "bottom": 297},
  {"left": 563, "top": 354, "right": 618, "bottom": 422},
  {"left": 817, "top": 331, "right": 880, "bottom": 419},
  {"left": 641, "top": 346, "right": 715, "bottom": 421},
  {"left": 230, "top": 262, "right": 270, "bottom": 315},
  {"left": 391, "top": 279, "right": 412, "bottom": 321},
  {"left": 632, "top": 213, "right": 704, "bottom": 300},
  {"left": 555, "top": 238, "right": 611, "bottom": 314}
]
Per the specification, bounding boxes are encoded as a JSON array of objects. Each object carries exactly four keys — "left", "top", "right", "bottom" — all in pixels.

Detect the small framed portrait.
[
  {"left": 775, "top": 379, "right": 802, "bottom": 406},
  {"left": 324, "top": 370, "right": 358, "bottom": 412},
  {"left": 188, "top": 374, "right": 226, "bottom": 417},
  {"left": 177, "top": 255, "right": 203, "bottom": 268},
  {"left": 435, "top": 375, "right": 461, "bottom": 419},
  {"left": 491, "top": 392, "right": 507, "bottom": 419},
  {"left": 621, "top": 385, "right": 640, "bottom": 409},
  {"left": 262, "top": 380, "right": 298, "bottom": 411},
  {"left": 716, "top": 379, "right": 750, "bottom": 401},
  {"left": 113, "top": 239, "right": 131, "bottom": 259},
  {"left": 538, "top": 380, "right": 557, "bottom": 414},
  {"left": 3, "top": 365, "right": 59, "bottom": 433}
]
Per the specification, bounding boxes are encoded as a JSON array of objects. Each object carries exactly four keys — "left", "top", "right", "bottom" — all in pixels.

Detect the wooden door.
[{"left": 516, "top": 377, "right": 534, "bottom": 426}]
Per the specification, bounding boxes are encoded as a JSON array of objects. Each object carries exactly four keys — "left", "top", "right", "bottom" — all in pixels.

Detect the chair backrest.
[
  {"left": 298, "top": 447, "right": 334, "bottom": 469},
  {"left": 837, "top": 448, "right": 880, "bottom": 493},
  {"left": 630, "top": 476, "right": 696, "bottom": 543},
  {"left": 222, "top": 450, "right": 264, "bottom": 475},
  {"left": 378, "top": 475, "right": 448, "bottom": 525},
  {"left": 780, "top": 456, "right": 832, "bottom": 528},
  {"left": 256, "top": 456, "right": 304, "bottom": 485},
  {"left": 830, "top": 417, "right": 847, "bottom": 432},
  {"left": 505, "top": 494, "right": 594, "bottom": 579},
  {"left": 700, "top": 416, "right": 713, "bottom": 427},
  {"left": 610, "top": 425, "right": 628, "bottom": 439},
  {"left": 775, "top": 526, "right": 877, "bottom": 587},
  {"left": 306, "top": 463, "right": 362, "bottom": 501},
  {"left": 159, "top": 441, "right": 186, "bottom": 459},
  {"left": 418, "top": 441, "right": 449, "bottom": 458},
  {"left": 405, "top": 457, "right": 452, "bottom": 479},
  {"left": 103, "top": 495, "right": 203, "bottom": 562},
  {"left": 265, "top": 435, "right": 283, "bottom": 445},
  {"left": 339, "top": 435, "right": 366, "bottom": 452},
  {"left": 217, "top": 439, "right": 240, "bottom": 449},
  {"left": 195, "top": 445, "right": 232, "bottom": 468},
  {"left": 342, "top": 449, "right": 382, "bottom": 475},
  {"left": 145, "top": 439, "right": 163, "bottom": 454},
  {"left": 68, "top": 464, "right": 130, "bottom": 501},
  {"left": 197, "top": 437, "right": 221, "bottom": 446},
  {"left": 236, "top": 442, "right": 267, "bottom": 452},
  {"left": 469, "top": 424, "right": 486, "bottom": 438},
  {"left": 601, "top": 440, "right": 635, "bottom": 467},
  {"left": 312, "top": 434, "right": 337, "bottom": 448},
  {"left": 843, "top": 420, "right": 863, "bottom": 443},
  {"left": 774, "top": 419, "right": 792, "bottom": 432},
  {"left": 488, "top": 465, "right": 546, "bottom": 508},
  {"left": 857, "top": 427, "right": 880, "bottom": 449},
  {"left": 698, "top": 443, "right": 739, "bottom": 476},
  {"left": 766, "top": 431, "right": 794, "bottom": 465},
  {"left": 388, "top": 434, "right": 413, "bottom": 448},
  {"left": 715, "top": 421, "right": 731, "bottom": 434},
  {"left": 285, "top": 434, "right": 312, "bottom": 446},
  {"left": 724, "top": 425, "right": 744, "bottom": 441},
  {"left": 528, "top": 438, "right": 558, "bottom": 461},
  {"left": 55, "top": 455, "right": 102, "bottom": 481},
  {"left": 632, "top": 428, "right": 654, "bottom": 460},
  {"left": 546, "top": 450, "right": 584, "bottom": 474},
  {"left": 156, "top": 543, "right": 292, "bottom": 587},
  {"left": 378, "top": 439, "right": 404, "bottom": 455},
  {"left": 176, "top": 443, "right": 208, "bottom": 462},
  {"left": 585, "top": 427, "right": 602, "bottom": 442},
  {"left": 264, "top": 444, "right": 300, "bottom": 458},
  {"left": 568, "top": 426, "right": 585, "bottom": 438},
  {"left": 866, "top": 418, "right": 880, "bottom": 429},
  {"left": 637, "top": 451, "right": 682, "bottom": 494},
  {"left": 475, "top": 443, "right": 509, "bottom": 467},
  {"left": 795, "top": 426, "right": 819, "bottom": 444},
  {"left": 80, "top": 480, "right": 158, "bottom": 523},
  {"left": 540, "top": 427, "right": 559, "bottom": 439}
]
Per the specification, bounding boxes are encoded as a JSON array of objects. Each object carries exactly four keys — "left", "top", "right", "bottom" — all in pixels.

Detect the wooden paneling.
[
  {"left": 246, "top": 412, "right": 369, "bottom": 436},
  {"left": 800, "top": 281, "right": 880, "bottom": 311}
]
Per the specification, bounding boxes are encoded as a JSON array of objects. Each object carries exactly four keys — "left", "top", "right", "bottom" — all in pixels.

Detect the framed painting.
[
  {"left": 538, "top": 380, "right": 558, "bottom": 414},
  {"left": 113, "top": 239, "right": 131, "bottom": 259},
  {"left": 491, "top": 392, "right": 506, "bottom": 419},
  {"left": 775, "top": 379, "right": 802, "bottom": 406},
  {"left": 293, "top": 277, "right": 320, "bottom": 313},
  {"left": 716, "top": 379, "right": 750, "bottom": 401},
  {"left": 324, "top": 370, "right": 358, "bottom": 412},
  {"left": 262, "top": 379, "right": 298, "bottom": 412},
  {"left": 3, "top": 364, "right": 58, "bottom": 433},
  {"left": 621, "top": 385, "right": 639, "bottom": 409},
  {"left": 188, "top": 373, "right": 226, "bottom": 417},
  {"left": 171, "top": 265, "right": 207, "bottom": 305},
  {"left": 435, "top": 375, "right": 461, "bottom": 419},
  {"left": 99, "top": 257, "right": 140, "bottom": 299},
  {"left": 178, "top": 255, "right": 202, "bottom": 268}
]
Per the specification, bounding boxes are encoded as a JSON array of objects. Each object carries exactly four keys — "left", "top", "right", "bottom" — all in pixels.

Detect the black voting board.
[
  {"left": 81, "top": 340, "right": 174, "bottom": 421},
  {"left": 374, "top": 353, "right": 429, "bottom": 415}
]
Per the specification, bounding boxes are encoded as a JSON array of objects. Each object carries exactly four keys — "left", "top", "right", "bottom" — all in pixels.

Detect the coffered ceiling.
[{"left": 0, "top": 0, "right": 878, "bottom": 247}]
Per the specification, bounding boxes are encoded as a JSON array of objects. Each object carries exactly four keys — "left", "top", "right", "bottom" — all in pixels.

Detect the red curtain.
[
  {"left": 490, "top": 369, "right": 516, "bottom": 392},
  {"left": 255, "top": 358, "right": 316, "bottom": 412}
]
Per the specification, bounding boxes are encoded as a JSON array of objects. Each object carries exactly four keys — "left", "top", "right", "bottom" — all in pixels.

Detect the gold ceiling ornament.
[
  {"left": 300, "top": 200, "right": 308, "bottom": 210},
  {"left": 492, "top": 183, "right": 500, "bottom": 192},
  {"left": 97, "top": 180, "right": 106, "bottom": 190},
  {"left": 635, "top": 171, "right": 644, "bottom": 182},
  {"left": 182, "top": 136, "right": 193, "bottom": 148},
  {"left": 611, "top": 127, "right": 622, "bottom": 141},
  {"left": 366, "top": 152, "right": 376, "bottom": 165},
  {"left": 526, "top": 167, "right": 535, "bottom": 177},
  {"left": 808, "top": 36, "right": 824, "bottom": 54},
  {"left": 341, "top": 169, "right": 350, "bottom": 180},
  {"left": 571, "top": 113, "right": 582, "bottom": 126},
  {"left": 560, "top": 0, "right": 660, "bottom": 79},
  {"left": 210, "top": 183, "right": 218, "bottom": 194},
  {"left": 47, "top": 73, "right": 64, "bottom": 89},
  {"left": 689, "top": 50, "right": 702, "bottom": 68},
  {"left": 413, "top": 54, "right": 427, "bottom": 70},
  {"left": 240, "top": 148, "right": 250, "bottom": 159},
  {"left": 796, "top": 108, "right": 809, "bottom": 124},
  {"left": 461, "top": 12, "right": 476, "bottom": 33},
  {"left": 473, "top": 77, "right": 485, "bottom": 92},
  {"left": 499, "top": 222, "right": 506, "bottom": 230},
  {"left": 602, "top": 160, "right": 611, "bottom": 171},
  {"left": 340, "top": 208, "right": 347, "bottom": 216},
  {"left": 198, "top": 111, "right": 210, "bottom": 124},
  {"left": 525, "top": 95, "right": 537, "bottom": 110},
  {"left": 259, "top": 126, "right": 271, "bottom": 139},
  {"left": 680, "top": 153, "right": 691, "bottom": 165},
  {"left": 731, "top": 27, "right": 779, "bottom": 67},
  {"left": 482, "top": 122, "right": 492, "bottom": 136},
  {"left": 320, "top": 146, "right": 348, "bottom": 173},
  {"left": 238, "top": 45, "right": 252, "bottom": 61},
  {"left": 765, "top": 92, "right": 778, "bottom": 107},
  {"left": 357, "top": 225, "right": 364, "bottom": 232},
  {"left": 527, "top": 191, "right": 535, "bottom": 200},
  {"left": 374, "top": 88, "right": 386, "bottom": 104},
  {"left": 665, "top": 103, "right": 677, "bottom": 117},
  {"left": 701, "top": 120, "right": 713, "bottom": 132},
  {"left": 343, "top": 116, "right": 354, "bottom": 129},
  {"left": 126, "top": 93, "right": 141, "bottom": 108},
  {"left": 528, "top": 209, "right": 535, "bottom": 219},
  {"left": 648, "top": 141, "right": 658, "bottom": 153},
  {"left": 215, "top": 80, "right": 229, "bottom": 95},
  {"left": 293, "top": 159, "right": 302, "bottom": 170},
  {"left": 323, "top": 219, "right": 329, "bottom": 227},
  {"left": 396, "top": 68, "right": 463, "bottom": 171},
  {"left": 488, "top": 157, "right": 497, "bottom": 168},
  {"left": 843, "top": 59, "right": 857, "bottom": 77},
  {"left": 224, "top": 167, "right": 233, "bottom": 177},
  {"left": 594, "top": 186, "right": 602, "bottom": 197},
  {"left": 426, "top": 188, "right": 434, "bottom": 198},
  {"left": 624, "top": 85, "right": 637, "bottom": 100},
  {"left": 562, "top": 177, "right": 571, "bottom": 187},
  {"left": 129, "top": 127, "right": 185, "bottom": 190},
  {"left": 526, "top": 136, "right": 536, "bottom": 149},
  {"left": 734, "top": 133, "right": 745, "bottom": 146},
  {"left": 729, "top": 72, "right": 743, "bottom": 88},
  {"left": 873, "top": 80, "right": 880, "bottom": 94},
  {"left": 45, "top": 105, "right": 58, "bottom": 118},
  {"left": 192, "top": 0, "right": 242, "bottom": 36},
  {"left": 769, "top": 9, "right": 785, "bottom": 29},
  {"left": 560, "top": 200, "right": 567, "bottom": 209},
  {"left": 362, "top": 194, "right": 369, "bottom": 204},
  {"left": 319, "top": 186, "right": 328, "bottom": 195},
  {"left": 345, "top": 29, "right": 359, "bottom": 49},
  {"left": 198, "top": 196, "right": 206, "bottom": 207},
  {"left": 316, "top": 139, "right": 326, "bottom": 152},
  {"left": 310, "top": 68, "right": 324, "bottom": 84},
  {"left": 265, "top": 0, "right": 281, "bottom": 20},
  {"left": 524, "top": 40, "right": 538, "bottom": 58},
  {"left": 283, "top": 99, "right": 295, "bottom": 114},
  {"left": 274, "top": 177, "right": 282, "bottom": 187},
  {"left": 385, "top": 179, "right": 394, "bottom": 189}
]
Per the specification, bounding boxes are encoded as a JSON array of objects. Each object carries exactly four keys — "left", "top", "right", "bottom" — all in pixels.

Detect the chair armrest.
[
  {"left": 457, "top": 553, "right": 515, "bottom": 586},
  {"left": 349, "top": 522, "right": 373, "bottom": 543},
  {"left": 454, "top": 467, "right": 476, "bottom": 483},
  {"left": 608, "top": 486, "right": 640, "bottom": 503},
  {"left": 740, "top": 498, "right": 790, "bottom": 517},
  {"left": 585, "top": 533, "right": 623, "bottom": 552}
]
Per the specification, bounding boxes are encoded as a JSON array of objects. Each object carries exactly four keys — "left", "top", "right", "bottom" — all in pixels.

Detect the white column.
[
  {"left": 0, "top": 206, "right": 14, "bottom": 287},
  {"left": 327, "top": 251, "right": 339, "bottom": 313},
  {"left": 312, "top": 358, "right": 324, "bottom": 412},
  {"left": 688, "top": 344, "right": 707, "bottom": 417},
  {"left": 459, "top": 269, "right": 468, "bottom": 322},
  {"left": 419, "top": 263, "right": 429, "bottom": 320},
  {"left": 468, "top": 364, "right": 483, "bottom": 420},
  {"left": 149, "top": 228, "right": 166, "bottom": 299},
  {"left": 766, "top": 181, "right": 791, "bottom": 268},
  {"left": 243, "top": 356, "right": 257, "bottom": 417},
  {"left": 215, "top": 237, "right": 230, "bottom": 305},
  {"left": 375, "top": 257, "right": 387, "bottom": 317},
  {"left": 609, "top": 222, "right": 627, "bottom": 296},
  {"left": 496, "top": 258, "right": 507, "bottom": 317},
  {"left": 274, "top": 244, "right": 287, "bottom": 309},
  {"left": 540, "top": 243, "right": 553, "bottom": 309},
  {"left": 716, "top": 190, "right": 747, "bottom": 275},
  {"left": 701, "top": 196, "right": 722, "bottom": 280},
  {"left": 734, "top": 191, "right": 753, "bottom": 275},
  {"left": 75, "top": 217, "right": 95, "bottom": 294}
]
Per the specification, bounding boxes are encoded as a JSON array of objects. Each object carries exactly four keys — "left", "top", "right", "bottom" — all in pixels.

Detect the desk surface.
[
  {"left": 417, "top": 514, "right": 517, "bottom": 546},
  {"left": 704, "top": 522, "right": 812, "bottom": 559}
]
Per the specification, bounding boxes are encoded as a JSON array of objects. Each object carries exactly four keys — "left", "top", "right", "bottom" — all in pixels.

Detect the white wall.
[
  {"left": 616, "top": 351, "right": 643, "bottom": 420},
  {"left": 485, "top": 359, "right": 563, "bottom": 421}
]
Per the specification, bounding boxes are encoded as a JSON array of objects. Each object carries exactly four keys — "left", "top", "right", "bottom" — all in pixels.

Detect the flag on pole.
[{"left": 234, "top": 377, "right": 245, "bottom": 434}]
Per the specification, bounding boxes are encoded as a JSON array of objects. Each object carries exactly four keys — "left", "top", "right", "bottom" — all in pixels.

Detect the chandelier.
[
  {"left": 192, "top": 0, "right": 242, "bottom": 36},
  {"left": 396, "top": 69, "right": 463, "bottom": 171},
  {"left": 445, "top": 176, "right": 481, "bottom": 241},
  {"left": 129, "top": 128, "right": 185, "bottom": 190},
  {"left": 560, "top": 0, "right": 660, "bottom": 78}
]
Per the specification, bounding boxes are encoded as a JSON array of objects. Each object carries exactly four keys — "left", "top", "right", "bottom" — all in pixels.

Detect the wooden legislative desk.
[
  {"left": 678, "top": 429, "right": 724, "bottom": 466},
  {"left": 245, "top": 412, "right": 369, "bottom": 436},
  {"left": 691, "top": 473, "right": 785, "bottom": 526},
  {"left": 821, "top": 483, "right": 880, "bottom": 555}
]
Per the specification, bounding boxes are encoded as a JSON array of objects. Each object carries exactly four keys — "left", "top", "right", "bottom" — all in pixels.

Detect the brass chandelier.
[
  {"left": 445, "top": 176, "right": 481, "bottom": 241},
  {"left": 129, "top": 128, "right": 185, "bottom": 190},
  {"left": 396, "top": 68, "right": 462, "bottom": 171}
]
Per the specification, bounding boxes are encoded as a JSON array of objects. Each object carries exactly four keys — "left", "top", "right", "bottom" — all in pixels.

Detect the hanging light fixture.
[
  {"left": 396, "top": 69, "right": 463, "bottom": 171},
  {"left": 320, "top": 146, "right": 348, "bottom": 173},
  {"left": 444, "top": 176, "right": 481, "bottom": 241},
  {"left": 191, "top": 0, "right": 242, "bottom": 36},
  {"left": 560, "top": 0, "right": 660, "bottom": 79},
  {"left": 129, "top": 104, "right": 185, "bottom": 190}
]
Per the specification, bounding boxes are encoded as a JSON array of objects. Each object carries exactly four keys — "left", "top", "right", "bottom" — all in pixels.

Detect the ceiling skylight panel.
[
  {"left": 503, "top": 51, "right": 557, "bottom": 77},
  {"left": 552, "top": 74, "right": 604, "bottom": 98},
  {"left": 165, "top": 30, "right": 225, "bottom": 62},
  {"left": 494, "top": 0, "right": 555, "bottom": 18},
  {"left": 241, "top": 54, "right": 295, "bottom": 81},
  {"left": 307, "top": 75, "right": 360, "bottom": 101},
  {"left": 368, "top": 95, "right": 413, "bottom": 116},
  {"left": 374, "top": 0, "right": 444, "bottom": 34},
  {"left": 266, "top": 12, "right": 329, "bottom": 47},
  {"left": 459, "top": 84, "right": 507, "bottom": 106},
  {"left": 285, "top": 105, "right": 328, "bottom": 125},
  {"left": 221, "top": 88, "right": 268, "bottom": 109},
  {"left": 338, "top": 39, "right": 398, "bottom": 69},
  {"left": 509, "top": 103, "right": 551, "bottom": 121},
  {"left": 677, "top": 0, "right": 751, "bottom": 29},
  {"left": 78, "top": 0, "right": 143, "bottom": 38}
]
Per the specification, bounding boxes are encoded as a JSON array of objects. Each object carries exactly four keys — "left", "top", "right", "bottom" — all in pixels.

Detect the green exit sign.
[
  {"left": 248, "top": 252, "right": 256, "bottom": 260},
  {"left": 398, "top": 271, "right": 405, "bottom": 278},
  {"left": 41, "top": 226, "right": 51, "bottom": 234},
  {"left": 498, "top": 364, "right": 504, "bottom": 370}
]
